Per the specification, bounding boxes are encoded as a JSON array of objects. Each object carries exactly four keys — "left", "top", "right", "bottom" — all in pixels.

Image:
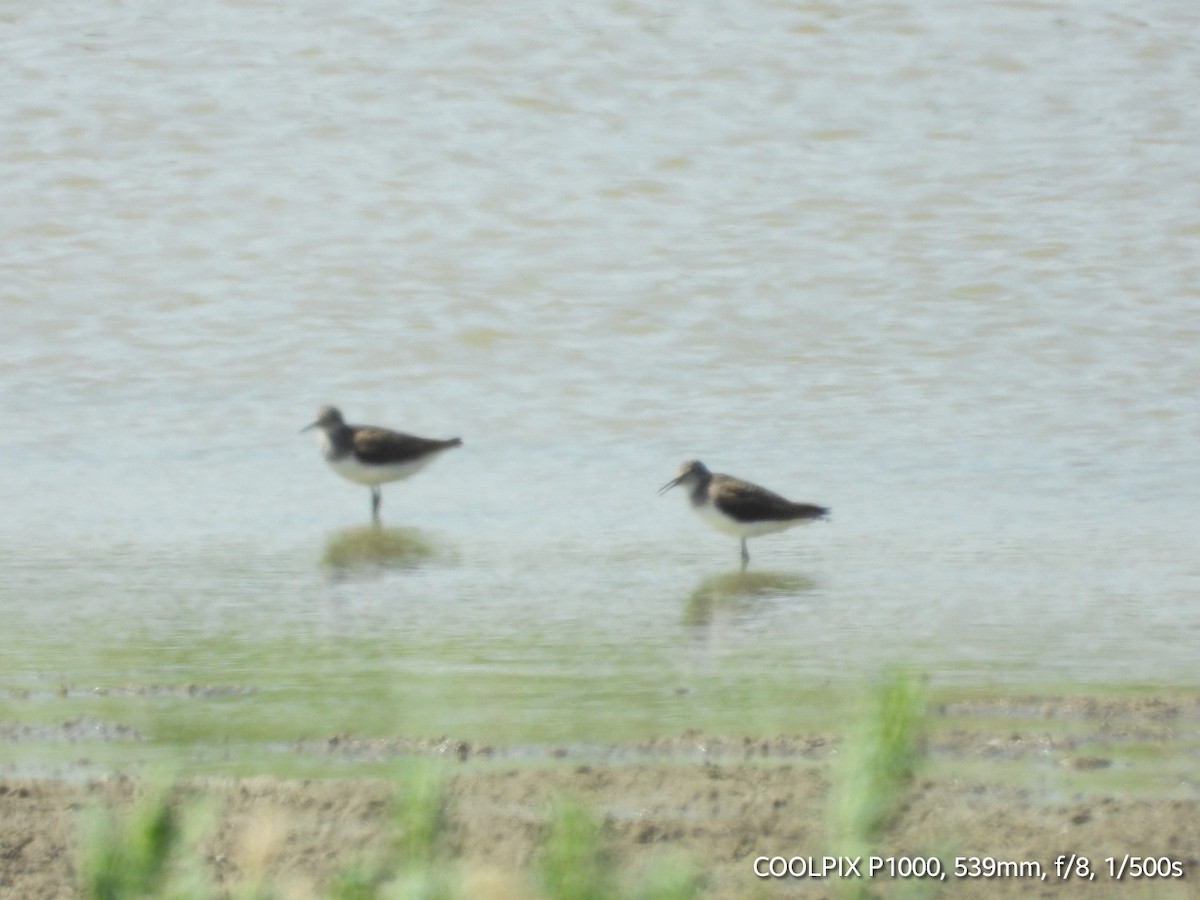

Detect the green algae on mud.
[
  {"left": 3, "top": 677, "right": 1200, "bottom": 799},
  {"left": 5, "top": 598, "right": 1200, "bottom": 783}
]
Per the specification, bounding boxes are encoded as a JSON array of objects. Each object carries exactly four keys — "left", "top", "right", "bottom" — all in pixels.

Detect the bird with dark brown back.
[
  {"left": 660, "top": 460, "right": 827, "bottom": 569},
  {"left": 301, "top": 405, "right": 462, "bottom": 524}
]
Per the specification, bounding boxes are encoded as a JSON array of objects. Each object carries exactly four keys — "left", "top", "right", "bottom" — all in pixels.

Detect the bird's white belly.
[
  {"left": 694, "top": 502, "right": 809, "bottom": 538},
  {"left": 326, "top": 454, "right": 437, "bottom": 486}
]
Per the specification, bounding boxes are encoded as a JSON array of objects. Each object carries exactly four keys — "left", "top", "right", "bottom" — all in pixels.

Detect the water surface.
[{"left": 2, "top": 0, "right": 1198, "bottom": 774}]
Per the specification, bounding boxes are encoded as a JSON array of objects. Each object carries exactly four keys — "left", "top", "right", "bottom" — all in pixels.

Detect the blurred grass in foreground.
[
  {"left": 829, "top": 669, "right": 928, "bottom": 900},
  {"left": 75, "top": 671, "right": 933, "bottom": 899},
  {"left": 78, "top": 763, "right": 702, "bottom": 900}
]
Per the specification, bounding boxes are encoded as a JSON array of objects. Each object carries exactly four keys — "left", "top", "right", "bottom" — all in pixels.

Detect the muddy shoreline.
[{"left": 2, "top": 694, "right": 1199, "bottom": 898}]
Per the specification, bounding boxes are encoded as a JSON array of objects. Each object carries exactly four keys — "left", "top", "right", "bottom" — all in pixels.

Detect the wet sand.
[{"left": 2, "top": 694, "right": 1198, "bottom": 898}]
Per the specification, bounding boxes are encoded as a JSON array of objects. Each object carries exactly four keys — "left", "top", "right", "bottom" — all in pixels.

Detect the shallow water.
[{"left": 2, "top": 0, "right": 1199, "bottom": 773}]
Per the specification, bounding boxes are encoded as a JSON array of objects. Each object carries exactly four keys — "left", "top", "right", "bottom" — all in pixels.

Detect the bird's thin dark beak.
[
  {"left": 658, "top": 475, "right": 682, "bottom": 496},
  {"left": 300, "top": 421, "right": 318, "bottom": 434}
]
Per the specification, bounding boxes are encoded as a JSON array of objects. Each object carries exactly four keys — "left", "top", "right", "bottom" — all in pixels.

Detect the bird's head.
[
  {"left": 658, "top": 459, "right": 710, "bottom": 495},
  {"left": 300, "top": 405, "right": 344, "bottom": 434}
]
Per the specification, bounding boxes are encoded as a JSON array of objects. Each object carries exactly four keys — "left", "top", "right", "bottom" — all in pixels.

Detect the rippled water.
[{"left": 2, "top": 0, "right": 1198, "bottom": 772}]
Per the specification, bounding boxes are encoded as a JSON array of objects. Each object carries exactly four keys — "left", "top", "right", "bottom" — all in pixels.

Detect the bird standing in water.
[
  {"left": 302, "top": 405, "right": 462, "bottom": 524},
  {"left": 660, "top": 460, "right": 828, "bottom": 569}
]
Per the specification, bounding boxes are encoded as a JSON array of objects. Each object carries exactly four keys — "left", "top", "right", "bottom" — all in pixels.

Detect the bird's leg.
[
  {"left": 371, "top": 486, "right": 382, "bottom": 525},
  {"left": 740, "top": 538, "right": 750, "bottom": 571}
]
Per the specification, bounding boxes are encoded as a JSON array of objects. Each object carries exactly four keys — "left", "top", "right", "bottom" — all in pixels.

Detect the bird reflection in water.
[{"left": 320, "top": 525, "right": 436, "bottom": 575}]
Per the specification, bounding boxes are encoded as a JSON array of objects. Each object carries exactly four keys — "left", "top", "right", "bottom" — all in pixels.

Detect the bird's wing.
[
  {"left": 713, "top": 479, "right": 828, "bottom": 523},
  {"left": 352, "top": 428, "right": 461, "bottom": 465}
]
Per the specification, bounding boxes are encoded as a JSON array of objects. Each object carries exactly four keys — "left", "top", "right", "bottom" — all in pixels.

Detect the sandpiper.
[
  {"left": 301, "top": 406, "right": 462, "bottom": 523},
  {"left": 659, "top": 460, "right": 828, "bottom": 569}
]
